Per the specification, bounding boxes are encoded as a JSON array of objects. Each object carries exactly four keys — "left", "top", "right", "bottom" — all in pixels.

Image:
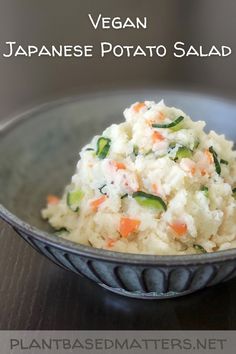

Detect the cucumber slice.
[
  {"left": 220, "top": 159, "right": 229, "bottom": 165},
  {"left": 152, "top": 116, "right": 184, "bottom": 131},
  {"left": 232, "top": 188, "right": 236, "bottom": 199},
  {"left": 168, "top": 144, "right": 192, "bottom": 161},
  {"left": 194, "top": 139, "right": 200, "bottom": 149},
  {"left": 144, "top": 149, "right": 153, "bottom": 156},
  {"left": 175, "top": 146, "right": 192, "bottom": 160},
  {"left": 67, "top": 189, "right": 84, "bottom": 212},
  {"left": 193, "top": 244, "right": 207, "bottom": 254},
  {"left": 200, "top": 186, "right": 209, "bottom": 198},
  {"left": 133, "top": 145, "right": 139, "bottom": 156},
  {"left": 96, "top": 137, "right": 111, "bottom": 159},
  {"left": 209, "top": 146, "right": 221, "bottom": 175},
  {"left": 132, "top": 191, "right": 167, "bottom": 211},
  {"left": 55, "top": 228, "right": 69, "bottom": 236},
  {"left": 98, "top": 184, "right": 107, "bottom": 195}
]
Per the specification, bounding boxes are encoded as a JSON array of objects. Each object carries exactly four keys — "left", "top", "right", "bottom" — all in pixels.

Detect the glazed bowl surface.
[{"left": 1, "top": 88, "right": 236, "bottom": 299}]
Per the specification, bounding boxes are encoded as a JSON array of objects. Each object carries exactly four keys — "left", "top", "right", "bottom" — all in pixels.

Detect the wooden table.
[{"left": 0, "top": 219, "right": 236, "bottom": 330}]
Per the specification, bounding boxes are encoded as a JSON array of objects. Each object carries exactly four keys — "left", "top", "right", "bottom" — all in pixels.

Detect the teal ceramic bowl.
[{"left": 1, "top": 88, "right": 236, "bottom": 299}]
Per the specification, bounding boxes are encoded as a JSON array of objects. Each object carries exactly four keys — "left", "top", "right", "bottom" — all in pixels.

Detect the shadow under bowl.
[{"left": 1, "top": 88, "right": 236, "bottom": 299}]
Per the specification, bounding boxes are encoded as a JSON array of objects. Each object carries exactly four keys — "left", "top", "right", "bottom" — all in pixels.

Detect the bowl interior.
[{"left": 0, "top": 88, "right": 236, "bottom": 232}]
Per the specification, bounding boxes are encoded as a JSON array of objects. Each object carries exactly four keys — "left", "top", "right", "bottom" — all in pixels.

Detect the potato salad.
[{"left": 42, "top": 100, "right": 236, "bottom": 255}]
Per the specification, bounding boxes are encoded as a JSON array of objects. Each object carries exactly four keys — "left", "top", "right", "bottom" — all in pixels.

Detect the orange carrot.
[
  {"left": 133, "top": 102, "right": 146, "bottom": 113},
  {"left": 191, "top": 166, "right": 196, "bottom": 176},
  {"left": 200, "top": 168, "right": 207, "bottom": 176},
  {"left": 204, "top": 149, "right": 214, "bottom": 164},
  {"left": 152, "top": 183, "right": 159, "bottom": 194},
  {"left": 119, "top": 217, "right": 141, "bottom": 238},
  {"left": 90, "top": 195, "right": 107, "bottom": 211},
  {"left": 169, "top": 222, "right": 188, "bottom": 237},
  {"left": 180, "top": 159, "right": 196, "bottom": 176},
  {"left": 113, "top": 161, "right": 126, "bottom": 170},
  {"left": 158, "top": 111, "right": 165, "bottom": 121},
  {"left": 47, "top": 194, "right": 60, "bottom": 205},
  {"left": 146, "top": 112, "right": 165, "bottom": 126},
  {"left": 106, "top": 238, "right": 117, "bottom": 248},
  {"left": 152, "top": 131, "right": 165, "bottom": 143}
]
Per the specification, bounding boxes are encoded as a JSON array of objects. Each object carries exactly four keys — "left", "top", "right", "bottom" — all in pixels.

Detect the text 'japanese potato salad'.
[{"left": 42, "top": 100, "right": 236, "bottom": 255}]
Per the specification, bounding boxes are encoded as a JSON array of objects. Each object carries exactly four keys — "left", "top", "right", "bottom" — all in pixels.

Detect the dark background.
[{"left": 0, "top": 0, "right": 236, "bottom": 330}]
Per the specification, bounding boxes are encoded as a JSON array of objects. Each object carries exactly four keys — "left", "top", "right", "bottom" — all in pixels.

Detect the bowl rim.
[{"left": 1, "top": 87, "right": 236, "bottom": 266}]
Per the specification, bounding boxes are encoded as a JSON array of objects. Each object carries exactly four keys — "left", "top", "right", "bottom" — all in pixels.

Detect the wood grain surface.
[{"left": 0, "top": 218, "right": 236, "bottom": 330}]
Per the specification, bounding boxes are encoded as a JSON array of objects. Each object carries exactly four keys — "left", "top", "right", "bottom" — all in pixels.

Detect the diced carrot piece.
[
  {"left": 90, "top": 195, "right": 107, "bottom": 211},
  {"left": 47, "top": 194, "right": 60, "bottom": 205},
  {"left": 152, "top": 183, "right": 159, "bottom": 194},
  {"left": 119, "top": 217, "right": 141, "bottom": 238},
  {"left": 169, "top": 222, "right": 188, "bottom": 237},
  {"left": 204, "top": 149, "right": 214, "bottom": 164},
  {"left": 146, "top": 112, "right": 165, "bottom": 126},
  {"left": 133, "top": 102, "right": 146, "bottom": 113},
  {"left": 200, "top": 168, "right": 207, "bottom": 176},
  {"left": 180, "top": 158, "right": 196, "bottom": 176},
  {"left": 152, "top": 131, "right": 165, "bottom": 142},
  {"left": 113, "top": 161, "right": 126, "bottom": 170},
  {"left": 191, "top": 166, "right": 196, "bottom": 176},
  {"left": 106, "top": 238, "right": 117, "bottom": 248},
  {"left": 158, "top": 111, "right": 165, "bottom": 121}
]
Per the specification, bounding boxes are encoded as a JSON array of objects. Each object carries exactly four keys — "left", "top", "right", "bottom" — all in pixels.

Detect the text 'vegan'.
[{"left": 88, "top": 14, "right": 147, "bottom": 29}]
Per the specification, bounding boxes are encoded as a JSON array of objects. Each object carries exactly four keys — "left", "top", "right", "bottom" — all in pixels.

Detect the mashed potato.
[{"left": 42, "top": 100, "right": 236, "bottom": 255}]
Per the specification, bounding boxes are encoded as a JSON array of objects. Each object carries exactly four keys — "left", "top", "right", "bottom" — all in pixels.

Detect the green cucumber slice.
[
  {"left": 232, "top": 188, "right": 236, "bottom": 199},
  {"left": 144, "top": 149, "right": 153, "bottom": 156},
  {"left": 220, "top": 159, "right": 229, "bottom": 165},
  {"left": 98, "top": 184, "right": 107, "bottom": 195},
  {"left": 209, "top": 146, "right": 221, "bottom": 175},
  {"left": 175, "top": 146, "right": 192, "bottom": 160},
  {"left": 67, "top": 189, "right": 84, "bottom": 212},
  {"left": 133, "top": 145, "right": 139, "bottom": 156},
  {"left": 193, "top": 244, "right": 207, "bottom": 254},
  {"left": 152, "top": 116, "right": 184, "bottom": 131},
  {"left": 132, "top": 191, "right": 167, "bottom": 211},
  {"left": 200, "top": 186, "right": 209, "bottom": 198},
  {"left": 96, "top": 137, "right": 111, "bottom": 159},
  {"left": 55, "top": 228, "right": 69, "bottom": 236},
  {"left": 194, "top": 139, "right": 200, "bottom": 149}
]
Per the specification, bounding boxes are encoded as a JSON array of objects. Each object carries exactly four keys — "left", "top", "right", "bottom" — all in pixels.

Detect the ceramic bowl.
[{"left": 1, "top": 88, "right": 236, "bottom": 299}]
